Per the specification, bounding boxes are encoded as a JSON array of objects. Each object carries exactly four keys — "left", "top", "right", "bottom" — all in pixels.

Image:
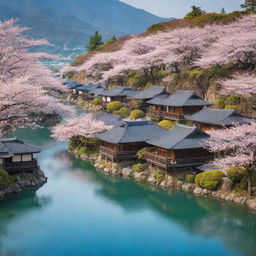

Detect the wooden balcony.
[
  {"left": 147, "top": 109, "right": 184, "bottom": 121},
  {"left": 100, "top": 146, "right": 137, "bottom": 161},
  {"left": 1, "top": 159, "right": 39, "bottom": 173},
  {"left": 145, "top": 152, "right": 213, "bottom": 169}
]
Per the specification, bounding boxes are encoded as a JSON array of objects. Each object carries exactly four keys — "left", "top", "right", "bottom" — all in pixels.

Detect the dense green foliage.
[
  {"left": 136, "top": 147, "right": 152, "bottom": 161},
  {"left": 0, "top": 170, "right": 17, "bottom": 187},
  {"left": 227, "top": 167, "right": 248, "bottom": 183},
  {"left": 195, "top": 170, "right": 225, "bottom": 190},
  {"left": 241, "top": 0, "right": 256, "bottom": 11},
  {"left": 106, "top": 101, "right": 122, "bottom": 113},
  {"left": 155, "top": 170, "right": 165, "bottom": 183},
  {"left": 86, "top": 31, "right": 104, "bottom": 52},
  {"left": 185, "top": 6, "right": 206, "bottom": 19},
  {"left": 158, "top": 120, "right": 175, "bottom": 130},
  {"left": 185, "top": 174, "right": 196, "bottom": 183},
  {"left": 92, "top": 97, "right": 102, "bottom": 106},
  {"left": 132, "top": 163, "right": 147, "bottom": 172},
  {"left": 69, "top": 136, "right": 100, "bottom": 155},
  {"left": 130, "top": 109, "right": 145, "bottom": 120},
  {"left": 113, "top": 107, "right": 130, "bottom": 117}
]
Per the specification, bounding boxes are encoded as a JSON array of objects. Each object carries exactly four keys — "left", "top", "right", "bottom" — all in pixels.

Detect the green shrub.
[
  {"left": 130, "top": 109, "right": 145, "bottom": 120},
  {"left": 225, "top": 95, "right": 241, "bottom": 105},
  {"left": 92, "top": 97, "right": 102, "bottom": 106},
  {"left": 195, "top": 170, "right": 224, "bottom": 190},
  {"left": 227, "top": 167, "right": 248, "bottom": 183},
  {"left": 78, "top": 146, "right": 89, "bottom": 155},
  {"left": 113, "top": 107, "right": 131, "bottom": 117},
  {"left": 147, "top": 23, "right": 166, "bottom": 33},
  {"left": 106, "top": 101, "right": 122, "bottom": 113},
  {"left": 68, "top": 140, "right": 76, "bottom": 150},
  {"left": 0, "top": 170, "right": 9, "bottom": 187},
  {"left": 158, "top": 120, "right": 175, "bottom": 130},
  {"left": 130, "top": 99, "right": 143, "bottom": 109},
  {"left": 132, "top": 163, "right": 147, "bottom": 172},
  {"left": 185, "top": 174, "right": 196, "bottom": 183},
  {"left": 8, "top": 175, "right": 18, "bottom": 185},
  {"left": 215, "top": 96, "right": 226, "bottom": 108},
  {"left": 155, "top": 170, "right": 165, "bottom": 183},
  {"left": 186, "top": 69, "right": 203, "bottom": 79},
  {"left": 136, "top": 147, "right": 152, "bottom": 161}
]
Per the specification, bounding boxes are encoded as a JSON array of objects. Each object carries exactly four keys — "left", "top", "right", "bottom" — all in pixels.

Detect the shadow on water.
[{"left": 2, "top": 127, "right": 256, "bottom": 256}]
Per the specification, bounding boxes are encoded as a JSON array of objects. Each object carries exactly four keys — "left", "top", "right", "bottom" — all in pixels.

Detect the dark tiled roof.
[
  {"left": 0, "top": 138, "right": 41, "bottom": 158},
  {"left": 76, "top": 83, "right": 105, "bottom": 92},
  {"left": 100, "top": 86, "right": 136, "bottom": 97},
  {"left": 63, "top": 80, "right": 82, "bottom": 89},
  {"left": 147, "top": 90, "right": 212, "bottom": 107},
  {"left": 89, "top": 87, "right": 106, "bottom": 96},
  {"left": 97, "top": 120, "right": 165, "bottom": 144},
  {"left": 130, "top": 86, "right": 166, "bottom": 100},
  {"left": 94, "top": 113, "right": 124, "bottom": 127},
  {"left": 186, "top": 108, "right": 253, "bottom": 126},
  {"left": 146, "top": 124, "right": 209, "bottom": 150}
]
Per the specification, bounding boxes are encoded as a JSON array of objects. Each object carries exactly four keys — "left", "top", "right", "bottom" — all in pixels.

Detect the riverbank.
[
  {"left": 70, "top": 148, "right": 256, "bottom": 213},
  {"left": 0, "top": 168, "right": 47, "bottom": 201}
]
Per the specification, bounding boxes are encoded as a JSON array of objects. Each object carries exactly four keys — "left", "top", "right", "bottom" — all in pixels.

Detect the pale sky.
[{"left": 121, "top": 0, "right": 244, "bottom": 18}]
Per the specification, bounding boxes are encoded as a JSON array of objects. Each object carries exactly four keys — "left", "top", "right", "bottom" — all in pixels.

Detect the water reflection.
[{"left": 1, "top": 127, "right": 255, "bottom": 256}]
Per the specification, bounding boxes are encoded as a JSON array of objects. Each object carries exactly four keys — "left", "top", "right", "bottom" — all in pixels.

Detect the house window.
[
  {"left": 79, "top": 91, "right": 83, "bottom": 95},
  {"left": 22, "top": 154, "right": 32, "bottom": 162},
  {"left": 0, "top": 158, "right": 3, "bottom": 164},
  {"left": 13, "top": 155, "right": 22, "bottom": 162},
  {"left": 107, "top": 97, "right": 111, "bottom": 102}
]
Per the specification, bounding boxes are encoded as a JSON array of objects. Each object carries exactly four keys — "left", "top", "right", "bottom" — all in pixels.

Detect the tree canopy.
[
  {"left": 241, "top": 0, "right": 256, "bottom": 11},
  {"left": 185, "top": 6, "right": 206, "bottom": 19},
  {"left": 86, "top": 31, "right": 104, "bottom": 52}
]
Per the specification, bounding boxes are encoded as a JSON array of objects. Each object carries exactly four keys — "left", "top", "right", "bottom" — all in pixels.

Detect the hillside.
[
  {"left": 67, "top": 11, "right": 256, "bottom": 116},
  {"left": 0, "top": 0, "right": 171, "bottom": 50}
]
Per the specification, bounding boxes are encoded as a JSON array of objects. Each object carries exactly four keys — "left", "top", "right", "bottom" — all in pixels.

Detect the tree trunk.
[{"left": 247, "top": 169, "right": 253, "bottom": 196}]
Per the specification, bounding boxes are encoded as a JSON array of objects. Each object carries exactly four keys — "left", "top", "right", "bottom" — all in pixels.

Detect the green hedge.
[
  {"left": 130, "top": 109, "right": 145, "bottom": 120},
  {"left": 227, "top": 167, "right": 248, "bottom": 184},
  {"left": 195, "top": 170, "right": 224, "bottom": 190},
  {"left": 113, "top": 107, "right": 131, "bottom": 117},
  {"left": 107, "top": 101, "right": 122, "bottom": 113}
]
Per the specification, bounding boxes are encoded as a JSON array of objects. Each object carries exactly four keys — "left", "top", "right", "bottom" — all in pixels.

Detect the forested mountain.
[{"left": 0, "top": 0, "right": 170, "bottom": 49}]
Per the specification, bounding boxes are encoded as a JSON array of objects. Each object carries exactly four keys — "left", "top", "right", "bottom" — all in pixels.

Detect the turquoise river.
[{"left": 0, "top": 127, "right": 256, "bottom": 256}]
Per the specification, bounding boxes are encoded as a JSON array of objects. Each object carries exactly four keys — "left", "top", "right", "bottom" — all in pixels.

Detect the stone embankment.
[
  {"left": 72, "top": 149, "right": 256, "bottom": 213},
  {"left": 0, "top": 168, "right": 47, "bottom": 200}
]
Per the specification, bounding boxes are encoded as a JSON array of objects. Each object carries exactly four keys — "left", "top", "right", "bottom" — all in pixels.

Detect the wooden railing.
[
  {"left": 147, "top": 109, "right": 183, "bottom": 120},
  {"left": 100, "top": 146, "right": 137, "bottom": 161},
  {"left": 145, "top": 152, "right": 212, "bottom": 169},
  {"left": 4, "top": 159, "right": 38, "bottom": 172}
]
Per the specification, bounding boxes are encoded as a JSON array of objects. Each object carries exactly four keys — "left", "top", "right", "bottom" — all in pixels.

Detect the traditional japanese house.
[
  {"left": 147, "top": 90, "right": 212, "bottom": 121},
  {"left": 145, "top": 124, "right": 212, "bottom": 170},
  {"left": 186, "top": 108, "right": 253, "bottom": 131},
  {"left": 94, "top": 112, "right": 124, "bottom": 127},
  {"left": 0, "top": 138, "right": 41, "bottom": 174},
  {"left": 96, "top": 121, "right": 165, "bottom": 162},
  {"left": 63, "top": 80, "right": 83, "bottom": 93},
  {"left": 128, "top": 86, "right": 167, "bottom": 110},
  {"left": 100, "top": 86, "right": 136, "bottom": 109},
  {"left": 75, "top": 83, "right": 106, "bottom": 99}
]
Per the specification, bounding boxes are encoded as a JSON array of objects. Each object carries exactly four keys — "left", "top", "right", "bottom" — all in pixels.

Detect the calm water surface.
[{"left": 0, "top": 127, "right": 256, "bottom": 256}]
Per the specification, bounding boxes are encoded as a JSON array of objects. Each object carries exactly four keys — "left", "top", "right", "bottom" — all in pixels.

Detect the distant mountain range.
[{"left": 0, "top": 0, "right": 171, "bottom": 52}]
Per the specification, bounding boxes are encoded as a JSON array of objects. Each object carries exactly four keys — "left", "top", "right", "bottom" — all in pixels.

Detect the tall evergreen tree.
[
  {"left": 185, "top": 6, "right": 206, "bottom": 19},
  {"left": 241, "top": 0, "right": 256, "bottom": 11},
  {"left": 221, "top": 8, "right": 226, "bottom": 14},
  {"left": 86, "top": 31, "right": 103, "bottom": 52}
]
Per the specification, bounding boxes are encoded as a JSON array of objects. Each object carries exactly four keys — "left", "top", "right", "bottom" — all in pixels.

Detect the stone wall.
[
  {"left": 71, "top": 149, "right": 256, "bottom": 213},
  {"left": 0, "top": 168, "right": 47, "bottom": 200}
]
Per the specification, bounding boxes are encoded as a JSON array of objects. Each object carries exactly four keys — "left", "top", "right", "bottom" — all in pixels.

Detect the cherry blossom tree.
[
  {"left": 51, "top": 114, "right": 112, "bottom": 141},
  {"left": 218, "top": 73, "right": 256, "bottom": 95},
  {"left": 205, "top": 123, "right": 256, "bottom": 195},
  {"left": 63, "top": 14, "right": 256, "bottom": 84},
  {"left": 0, "top": 19, "right": 74, "bottom": 135}
]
